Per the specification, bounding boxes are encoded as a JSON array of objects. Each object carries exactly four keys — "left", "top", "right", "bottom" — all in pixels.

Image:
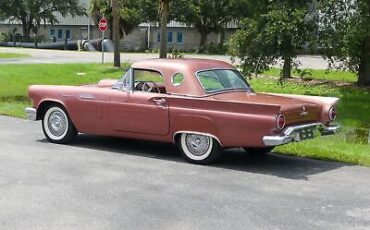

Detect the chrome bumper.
[
  {"left": 263, "top": 123, "right": 340, "bottom": 146},
  {"left": 25, "top": 107, "right": 37, "bottom": 121}
]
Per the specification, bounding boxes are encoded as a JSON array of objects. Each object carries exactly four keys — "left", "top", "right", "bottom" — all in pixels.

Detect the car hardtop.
[
  {"left": 131, "top": 58, "right": 241, "bottom": 97},
  {"left": 132, "top": 58, "right": 235, "bottom": 74}
]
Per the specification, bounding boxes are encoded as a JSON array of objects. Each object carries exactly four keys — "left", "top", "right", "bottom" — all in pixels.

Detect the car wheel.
[
  {"left": 42, "top": 105, "right": 77, "bottom": 144},
  {"left": 178, "top": 133, "right": 222, "bottom": 164},
  {"left": 243, "top": 147, "right": 274, "bottom": 155}
]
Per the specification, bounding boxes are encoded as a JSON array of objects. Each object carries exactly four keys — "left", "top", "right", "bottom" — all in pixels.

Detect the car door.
[{"left": 108, "top": 68, "right": 170, "bottom": 136}]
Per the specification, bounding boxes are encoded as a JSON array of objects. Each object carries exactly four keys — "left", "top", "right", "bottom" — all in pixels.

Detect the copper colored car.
[{"left": 25, "top": 59, "right": 340, "bottom": 164}]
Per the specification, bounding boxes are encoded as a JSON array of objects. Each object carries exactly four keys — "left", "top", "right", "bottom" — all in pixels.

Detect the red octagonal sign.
[{"left": 98, "top": 18, "right": 108, "bottom": 32}]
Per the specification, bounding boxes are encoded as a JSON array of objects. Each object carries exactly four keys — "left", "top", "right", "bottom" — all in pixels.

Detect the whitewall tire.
[
  {"left": 178, "top": 133, "right": 222, "bottom": 164},
  {"left": 42, "top": 105, "right": 77, "bottom": 144}
]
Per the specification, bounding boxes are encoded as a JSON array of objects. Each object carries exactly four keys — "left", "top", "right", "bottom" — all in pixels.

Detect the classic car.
[{"left": 25, "top": 58, "right": 339, "bottom": 164}]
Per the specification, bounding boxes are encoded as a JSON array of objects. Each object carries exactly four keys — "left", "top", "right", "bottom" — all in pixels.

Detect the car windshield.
[{"left": 196, "top": 69, "right": 251, "bottom": 93}]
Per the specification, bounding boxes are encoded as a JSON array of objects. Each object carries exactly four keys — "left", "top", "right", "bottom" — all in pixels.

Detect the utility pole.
[{"left": 112, "top": 0, "right": 120, "bottom": 67}]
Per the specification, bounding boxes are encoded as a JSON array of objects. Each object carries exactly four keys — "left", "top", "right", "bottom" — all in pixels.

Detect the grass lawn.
[
  {"left": 0, "top": 53, "right": 30, "bottom": 59},
  {"left": 250, "top": 77, "right": 370, "bottom": 166},
  {"left": 0, "top": 63, "right": 369, "bottom": 166},
  {"left": 263, "top": 68, "right": 358, "bottom": 83}
]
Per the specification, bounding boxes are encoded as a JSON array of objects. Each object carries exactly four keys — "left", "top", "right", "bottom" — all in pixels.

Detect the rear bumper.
[
  {"left": 263, "top": 123, "right": 340, "bottom": 146},
  {"left": 25, "top": 107, "right": 37, "bottom": 121}
]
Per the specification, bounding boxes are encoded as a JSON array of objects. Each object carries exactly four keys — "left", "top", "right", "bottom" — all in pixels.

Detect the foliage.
[
  {"left": 173, "top": 0, "right": 251, "bottom": 53},
  {"left": 0, "top": 33, "right": 11, "bottom": 42},
  {"left": 229, "top": 1, "right": 316, "bottom": 80},
  {"left": 91, "top": 0, "right": 153, "bottom": 39},
  {"left": 0, "top": 0, "right": 86, "bottom": 37},
  {"left": 168, "top": 49, "right": 184, "bottom": 58},
  {"left": 207, "top": 42, "right": 228, "bottom": 55},
  {"left": 319, "top": 0, "right": 370, "bottom": 86}
]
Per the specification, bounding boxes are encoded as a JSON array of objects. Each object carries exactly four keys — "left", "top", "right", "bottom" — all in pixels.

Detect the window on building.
[
  {"left": 167, "top": 31, "right": 173, "bottom": 43},
  {"left": 177, "top": 31, "right": 183, "bottom": 44},
  {"left": 50, "top": 29, "right": 55, "bottom": 37},
  {"left": 57, "top": 29, "right": 63, "bottom": 39},
  {"left": 65, "top": 30, "right": 71, "bottom": 40},
  {"left": 157, "top": 32, "right": 161, "bottom": 42}
]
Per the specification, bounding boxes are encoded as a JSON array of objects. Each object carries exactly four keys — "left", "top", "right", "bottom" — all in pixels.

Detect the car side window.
[
  {"left": 172, "top": 73, "right": 184, "bottom": 86},
  {"left": 133, "top": 69, "right": 166, "bottom": 94}
]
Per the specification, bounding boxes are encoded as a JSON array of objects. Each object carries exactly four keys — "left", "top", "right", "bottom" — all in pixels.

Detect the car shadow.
[{"left": 39, "top": 134, "right": 346, "bottom": 180}]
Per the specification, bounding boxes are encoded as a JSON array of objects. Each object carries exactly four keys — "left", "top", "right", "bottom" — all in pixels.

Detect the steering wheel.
[{"left": 136, "top": 81, "right": 160, "bottom": 93}]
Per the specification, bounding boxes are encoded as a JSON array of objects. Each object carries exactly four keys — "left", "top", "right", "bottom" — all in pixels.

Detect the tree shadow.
[{"left": 39, "top": 134, "right": 345, "bottom": 180}]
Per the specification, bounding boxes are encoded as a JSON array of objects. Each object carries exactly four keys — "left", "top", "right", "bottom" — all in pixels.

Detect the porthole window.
[{"left": 172, "top": 73, "right": 185, "bottom": 86}]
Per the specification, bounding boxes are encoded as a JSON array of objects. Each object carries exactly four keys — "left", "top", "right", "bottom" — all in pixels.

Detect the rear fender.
[
  {"left": 266, "top": 93, "right": 339, "bottom": 123},
  {"left": 172, "top": 115, "right": 220, "bottom": 145}
]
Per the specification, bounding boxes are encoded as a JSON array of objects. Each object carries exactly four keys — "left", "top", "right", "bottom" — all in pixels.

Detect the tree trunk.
[
  {"left": 281, "top": 56, "right": 292, "bottom": 80},
  {"left": 112, "top": 0, "right": 121, "bottom": 67},
  {"left": 218, "top": 28, "right": 226, "bottom": 45},
  {"left": 358, "top": 36, "right": 370, "bottom": 86},
  {"left": 199, "top": 31, "right": 208, "bottom": 53},
  {"left": 21, "top": 20, "right": 32, "bottom": 38},
  {"left": 159, "top": 0, "right": 169, "bottom": 59}
]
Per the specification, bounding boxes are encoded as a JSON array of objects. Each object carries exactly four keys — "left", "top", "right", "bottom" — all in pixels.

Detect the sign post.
[{"left": 98, "top": 17, "right": 108, "bottom": 64}]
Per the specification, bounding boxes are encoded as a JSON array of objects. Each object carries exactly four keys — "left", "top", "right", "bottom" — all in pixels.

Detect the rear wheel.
[
  {"left": 42, "top": 104, "right": 77, "bottom": 144},
  {"left": 243, "top": 147, "right": 274, "bottom": 155},
  {"left": 178, "top": 133, "right": 222, "bottom": 164}
]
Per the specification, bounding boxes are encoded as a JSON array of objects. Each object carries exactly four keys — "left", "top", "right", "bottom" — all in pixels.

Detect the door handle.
[{"left": 151, "top": 98, "right": 167, "bottom": 108}]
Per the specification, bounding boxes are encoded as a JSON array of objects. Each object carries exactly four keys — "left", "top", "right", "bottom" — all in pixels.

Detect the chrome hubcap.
[
  {"left": 185, "top": 134, "right": 210, "bottom": 156},
  {"left": 48, "top": 111, "right": 67, "bottom": 137}
]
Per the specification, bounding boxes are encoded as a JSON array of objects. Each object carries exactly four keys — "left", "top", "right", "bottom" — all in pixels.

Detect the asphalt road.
[
  {"left": 0, "top": 115, "right": 370, "bottom": 230},
  {"left": 0, "top": 47, "right": 331, "bottom": 69}
]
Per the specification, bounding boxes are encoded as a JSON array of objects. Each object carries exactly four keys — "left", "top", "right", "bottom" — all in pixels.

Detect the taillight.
[
  {"left": 328, "top": 107, "right": 337, "bottom": 121},
  {"left": 276, "top": 114, "right": 286, "bottom": 130}
]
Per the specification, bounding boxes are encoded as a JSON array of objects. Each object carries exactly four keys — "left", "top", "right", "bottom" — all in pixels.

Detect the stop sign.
[{"left": 98, "top": 18, "right": 108, "bottom": 31}]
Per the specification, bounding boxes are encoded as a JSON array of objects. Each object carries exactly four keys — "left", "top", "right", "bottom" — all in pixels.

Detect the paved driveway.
[
  {"left": 0, "top": 115, "right": 369, "bottom": 230},
  {"left": 0, "top": 47, "right": 331, "bottom": 69}
]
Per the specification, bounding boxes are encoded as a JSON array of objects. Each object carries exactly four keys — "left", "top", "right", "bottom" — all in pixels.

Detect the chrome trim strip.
[
  {"left": 263, "top": 136, "right": 294, "bottom": 146},
  {"left": 25, "top": 107, "right": 37, "bottom": 121},
  {"left": 79, "top": 94, "right": 95, "bottom": 100},
  {"left": 173, "top": 131, "right": 222, "bottom": 146},
  {"left": 62, "top": 94, "right": 74, "bottom": 98}
]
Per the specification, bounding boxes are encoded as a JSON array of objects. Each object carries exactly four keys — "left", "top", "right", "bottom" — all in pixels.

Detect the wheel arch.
[
  {"left": 36, "top": 99, "right": 68, "bottom": 120},
  {"left": 173, "top": 131, "right": 222, "bottom": 147},
  {"left": 171, "top": 114, "right": 222, "bottom": 146}
]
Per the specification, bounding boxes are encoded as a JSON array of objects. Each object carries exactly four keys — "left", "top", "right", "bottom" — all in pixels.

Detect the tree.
[
  {"left": 0, "top": 0, "right": 86, "bottom": 38},
  {"left": 159, "top": 0, "right": 170, "bottom": 58},
  {"left": 112, "top": 0, "right": 120, "bottom": 67},
  {"left": 319, "top": 0, "right": 370, "bottom": 86},
  {"left": 229, "top": 1, "right": 316, "bottom": 80},
  {"left": 91, "top": 0, "right": 145, "bottom": 40},
  {"left": 174, "top": 0, "right": 242, "bottom": 53}
]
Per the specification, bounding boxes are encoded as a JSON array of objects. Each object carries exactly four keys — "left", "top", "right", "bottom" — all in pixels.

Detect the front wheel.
[
  {"left": 42, "top": 105, "right": 77, "bottom": 144},
  {"left": 178, "top": 133, "right": 222, "bottom": 164}
]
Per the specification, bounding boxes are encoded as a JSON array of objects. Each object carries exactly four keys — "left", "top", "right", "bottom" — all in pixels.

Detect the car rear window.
[{"left": 196, "top": 69, "right": 251, "bottom": 93}]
